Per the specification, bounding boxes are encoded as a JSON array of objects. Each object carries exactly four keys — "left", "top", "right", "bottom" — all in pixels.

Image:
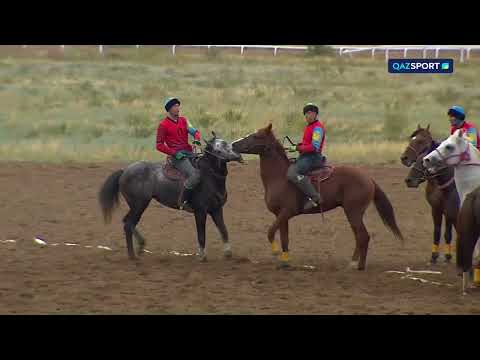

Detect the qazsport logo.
[{"left": 388, "top": 59, "right": 454, "bottom": 74}]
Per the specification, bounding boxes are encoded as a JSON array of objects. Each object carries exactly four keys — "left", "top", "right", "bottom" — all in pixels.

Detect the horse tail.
[
  {"left": 98, "top": 169, "right": 124, "bottom": 224},
  {"left": 456, "top": 191, "right": 480, "bottom": 272},
  {"left": 373, "top": 181, "right": 404, "bottom": 243}
]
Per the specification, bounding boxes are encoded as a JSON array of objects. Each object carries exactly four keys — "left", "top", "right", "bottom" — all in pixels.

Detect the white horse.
[{"left": 423, "top": 129, "right": 480, "bottom": 292}]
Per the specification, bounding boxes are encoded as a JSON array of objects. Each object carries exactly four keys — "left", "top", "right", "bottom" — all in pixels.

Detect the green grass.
[{"left": 0, "top": 46, "right": 479, "bottom": 163}]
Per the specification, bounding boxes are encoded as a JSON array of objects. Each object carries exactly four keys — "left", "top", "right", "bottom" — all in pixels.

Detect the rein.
[
  {"left": 407, "top": 144, "right": 430, "bottom": 160},
  {"left": 433, "top": 144, "right": 480, "bottom": 168}
]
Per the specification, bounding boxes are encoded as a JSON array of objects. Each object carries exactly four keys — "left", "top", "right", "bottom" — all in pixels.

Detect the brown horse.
[
  {"left": 456, "top": 185, "right": 480, "bottom": 294},
  {"left": 401, "top": 125, "right": 460, "bottom": 264},
  {"left": 232, "top": 124, "right": 404, "bottom": 270}
]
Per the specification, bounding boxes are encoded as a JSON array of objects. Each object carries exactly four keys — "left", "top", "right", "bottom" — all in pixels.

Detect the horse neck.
[
  {"left": 432, "top": 168, "right": 454, "bottom": 190},
  {"left": 199, "top": 155, "right": 227, "bottom": 185},
  {"left": 259, "top": 149, "right": 290, "bottom": 188},
  {"left": 454, "top": 143, "right": 480, "bottom": 200}
]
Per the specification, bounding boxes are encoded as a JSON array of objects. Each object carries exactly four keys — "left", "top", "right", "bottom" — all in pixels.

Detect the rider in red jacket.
[
  {"left": 286, "top": 103, "right": 327, "bottom": 211},
  {"left": 156, "top": 97, "right": 202, "bottom": 211},
  {"left": 448, "top": 105, "right": 479, "bottom": 150}
]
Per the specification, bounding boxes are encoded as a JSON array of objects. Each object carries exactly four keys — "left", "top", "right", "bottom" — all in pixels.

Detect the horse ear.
[
  {"left": 266, "top": 123, "right": 272, "bottom": 132},
  {"left": 211, "top": 131, "right": 217, "bottom": 139},
  {"left": 417, "top": 124, "right": 421, "bottom": 130},
  {"left": 426, "top": 124, "right": 430, "bottom": 131}
]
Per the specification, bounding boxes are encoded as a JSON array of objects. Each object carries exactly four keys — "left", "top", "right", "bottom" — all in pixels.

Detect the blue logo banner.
[{"left": 388, "top": 59, "right": 454, "bottom": 74}]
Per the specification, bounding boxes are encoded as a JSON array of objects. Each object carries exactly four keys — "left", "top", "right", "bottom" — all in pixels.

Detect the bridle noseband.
[
  {"left": 407, "top": 144, "right": 430, "bottom": 160},
  {"left": 432, "top": 143, "right": 480, "bottom": 168}
]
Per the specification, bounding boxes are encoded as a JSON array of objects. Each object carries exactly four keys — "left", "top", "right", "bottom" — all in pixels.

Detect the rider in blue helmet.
[{"left": 448, "top": 105, "right": 479, "bottom": 150}]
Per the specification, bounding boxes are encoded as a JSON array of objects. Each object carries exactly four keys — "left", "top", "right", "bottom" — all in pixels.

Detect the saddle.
[
  {"left": 289, "top": 156, "right": 334, "bottom": 189},
  {"left": 162, "top": 156, "right": 198, "bottom": 182},
  {"left": 308, "top": 164, "right": 334, "bottom": 186}
]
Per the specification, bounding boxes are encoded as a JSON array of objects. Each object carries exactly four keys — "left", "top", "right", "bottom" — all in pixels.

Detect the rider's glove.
[
  {"left": 175, "top": 151, "right": 188, "bottom": 160},
  {"left": 286, "top": 145, "right": 298, "bottom": 153}
]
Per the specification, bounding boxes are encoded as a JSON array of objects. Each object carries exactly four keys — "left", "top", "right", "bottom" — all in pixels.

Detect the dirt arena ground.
[{"left": 1, "top": 161, "right": 480, "bottom": 315}]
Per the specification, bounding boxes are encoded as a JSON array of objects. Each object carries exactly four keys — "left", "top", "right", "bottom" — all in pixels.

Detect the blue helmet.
[{"left": 448, "top": 105, "right": 466, "bottom": 121}]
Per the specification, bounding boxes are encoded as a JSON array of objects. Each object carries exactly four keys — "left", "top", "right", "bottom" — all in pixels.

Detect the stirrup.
[
  {"left": 179, "top": 201, "right": 194, "bottom": 213},
  {"left": 303, "top": 198, "right": 319, "bottom": 211}
]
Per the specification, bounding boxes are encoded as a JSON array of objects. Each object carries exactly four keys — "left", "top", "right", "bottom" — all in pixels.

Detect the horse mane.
[
  {"left": 409, "top": 128, "right": 432, "bottom": 139},
  {"left": 268, "top": 131, "right": 290, "bottom": 162}
]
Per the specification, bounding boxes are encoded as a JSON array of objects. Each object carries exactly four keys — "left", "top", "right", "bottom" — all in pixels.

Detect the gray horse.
[{"left": 98, "top": 134, "right": 243, "bottom": 261}]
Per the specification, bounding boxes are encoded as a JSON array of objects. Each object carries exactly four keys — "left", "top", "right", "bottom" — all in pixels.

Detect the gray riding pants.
[{"left": 172, "top": 157, "right": 201, "bottom": 190}]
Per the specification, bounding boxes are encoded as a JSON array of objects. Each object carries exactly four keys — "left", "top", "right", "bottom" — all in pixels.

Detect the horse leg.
[
  {"left": 268, "top": 209, "right": 292, "bottom": 257},
  {"left": 210, "top": 208, "right": 232, "bottom": 259},
  {"left": 123, "top": 198, "right": 150, "bottom": 261},
  {"left": 278, "top": 220, "right": 290, "bottom": 268},
  {"left": 431, "top": 209, "right": 442, "bottom": 264},
  {"left": 268, "top": 215, "right": 282, "bottom": 257},
  {"left": 444, "top": 217, "right": 453, "bottom": 263},
  {"left": 133, "top": 229, "right": 147, "bottom": 256},
  {"left": 194, "top": 210, "right": 208, "bottom": 262},
  {"left": 345, "top": 209, "right": 370, "bottom": 271}
]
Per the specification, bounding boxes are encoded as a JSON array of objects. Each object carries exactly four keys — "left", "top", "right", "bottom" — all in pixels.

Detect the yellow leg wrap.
[
  {"left": 432, "top": 244, "right": 439, "bottom": 253},
  {"left": 280, "top": 252, "right": 289, "bottom": 263},
  {"left": 444, "top": 244, "right": 452, "bottom": 255},
  {"left": 271, "top": 241, "right": 280, "bottom": 254},
  {"left": 474, "top": 268, "right": 480, "bottom": 284}
]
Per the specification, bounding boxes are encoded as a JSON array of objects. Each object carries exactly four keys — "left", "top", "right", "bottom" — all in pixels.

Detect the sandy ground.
[{"left": 1, "top": 161, "right": 479, "bottom": 314}]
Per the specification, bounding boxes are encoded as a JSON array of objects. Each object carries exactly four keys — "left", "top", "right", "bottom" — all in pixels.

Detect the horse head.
[
  {"left": 401, "top": 124, "right": 433, "bottom": 167},
  {"left": 231, "top": 124, "right": 277, "bottom": 155},
  {"left": 423, "top": 129, "right": 472, "bottom": 172},
  {"left": 203, "top": 132, "right": 243, "bottom": 163}
]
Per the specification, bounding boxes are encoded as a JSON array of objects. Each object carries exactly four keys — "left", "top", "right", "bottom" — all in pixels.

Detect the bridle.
[
  {"left": 406, "top": 143, "right": 430, "bottom": 160},
  {"left": 409, "top": 155, "right": 454, "bottom": 190},
  {"left": 432, "top": 143, "right": 480, "bottom": 168}
]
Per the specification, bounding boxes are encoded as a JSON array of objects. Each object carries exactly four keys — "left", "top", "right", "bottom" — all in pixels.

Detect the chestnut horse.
[
  {"left": 232, "top": 124, "right": 404, "bottom": 270},
  {"left": 401, "top": 125, "right": 459, "bottom": 264}
]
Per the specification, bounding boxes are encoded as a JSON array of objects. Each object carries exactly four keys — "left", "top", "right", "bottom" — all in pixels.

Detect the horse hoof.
[
  {"left": 224, "top": 250, "right": 233, "bottom": 259},
  {"left": 445, "top": 254, "right": 452, "bottom": 262},
  {"left": 272, "top": 251, "right": 281, "bottom": 257},
  {"left": 199, "top": 255, "right": 208, "bottom": 263},
  {"left": 277, "top": 261, "right": 291, "bottom": 270},
  {"left": 349, "top": 261, "right": 359, "bottom": 269}
]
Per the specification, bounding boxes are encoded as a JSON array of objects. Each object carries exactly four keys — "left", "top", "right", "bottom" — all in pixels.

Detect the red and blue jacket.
[
  {"left": 451, "top": 121, "right": 480, "bottom": 150},
  {"left": 156, "top": 116, "right": 201, "bottom": 156},
  {"left": 297, "top": 120, "right": 326, "bottom": 154}
]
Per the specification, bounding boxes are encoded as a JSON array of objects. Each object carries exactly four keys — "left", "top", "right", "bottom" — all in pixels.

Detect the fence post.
[
  {"left": 172, "top": 45, "right": 176, "bottom": 56},
  {"left": 99, "top": 45, "right": 104, "bottom": 55},
  {"left": 60, "top": 45, "right": 65, "bottom": 52},
  {"left": 385, "top": 49, "right": 389, "bottom": 62},
  {"left": 467, "top": 48, "right": 472, "bottom": 60},
  {"left": 404, "top": 48, "right": 408, "bottom": 58},
  {"left": 339, "top": 47, "right": 344, "bottom": 56},
  {"left": 372, "top": 48, "right": 376, "bottom": 58},
  {"left": 274, "top": 47, "right": 278, "bottom": 56},
  {"left": 460, "top": 48, "right": 465, "bottom": 63},
  {"left": 435, "top": 48, "right": 439, "bottom": 58},
  {"left": 241, "top": 46, "right": 244, "bottom": 55},
  {"left": 136, "top": 45, "right": 140, "bottom": 49},
  {"left": 423, "top": 48, "right": 427, "bottom": 58}
]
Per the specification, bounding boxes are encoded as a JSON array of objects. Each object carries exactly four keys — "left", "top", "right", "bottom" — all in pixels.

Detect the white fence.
[{"left": 20, "top": 45, "right": 480, "bottom": 63}]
